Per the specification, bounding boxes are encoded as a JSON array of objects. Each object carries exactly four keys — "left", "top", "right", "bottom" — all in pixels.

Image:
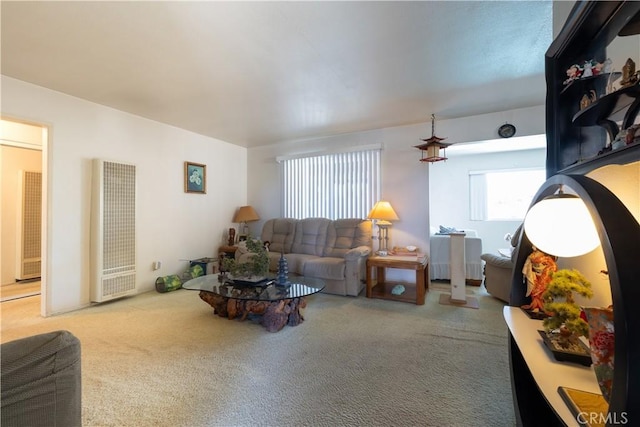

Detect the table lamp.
[
  {"left": 523, "top": 187, "right": 599, "bottom": 257},
  {"left": 367, "top": 201, "right": 399, "bottom": 253},
  {"left": 232, "top": 205, "right": 260, "bottom": 241}
]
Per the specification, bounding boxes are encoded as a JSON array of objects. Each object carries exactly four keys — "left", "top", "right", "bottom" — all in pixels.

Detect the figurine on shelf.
[
  {"left": 620, "top": 58, "right": 638, "bottom": 87},
  {"left": 521, "top": 248, "right": 558, "bottom": 314},
  {"left": 579, "top": 90, "right": 597, "bottom": 110},
  {"left": 594, "top": 58, "right": 613, "bottom": 75},
  {"left": 227, "top": 228, "right": 236, "bottom": 246},
  {"left": 624, "top": 124, "right": 640, "bottom": 146},
  {"left": 582, "top": 60, "right": 594, "bottom": 78},
  {"left": 564, "top": 63, "right": 583, "bottom": 85}
]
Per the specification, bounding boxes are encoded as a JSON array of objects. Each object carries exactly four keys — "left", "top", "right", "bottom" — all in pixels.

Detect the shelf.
[
  {"left": 559, "top": 140, "right": 640, "bottom": 175},
  {"left": 572, "top": 83, "right": 640, "bottom": 127},
  {"left": 504, "top": 307, "right": 600, "bottom": 426},
  {"left": 560, "top": 72, "right": 621, "bottom": 96}
]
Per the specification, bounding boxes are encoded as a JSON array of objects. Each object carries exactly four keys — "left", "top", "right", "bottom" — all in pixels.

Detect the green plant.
[
  {"left": 222, "top": 238, "right": 269, "bottom": 278},
  {"left": 542, "top": 269, "right": 593, "bottom": 338}
]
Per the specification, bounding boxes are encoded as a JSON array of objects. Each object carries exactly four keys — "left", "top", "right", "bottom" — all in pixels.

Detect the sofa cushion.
[
  {"left": 303, "top": 257, "right": 346, "bottom": 281},
  {"left": 282, "top": 253, "right": 320, "bottom": 275},
  {"left": 324, "top": 219, "right": 372, "bottom": 257},
  {"left": 261, "top": 218, "right": 296, "bottom": 254},
  {"left": 291, "top": 218, "right": 331, "bottom": 256}
]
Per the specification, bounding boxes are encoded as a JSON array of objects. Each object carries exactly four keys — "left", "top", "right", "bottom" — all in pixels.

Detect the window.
[
  {"left": 469, "top": 168, "right": 546, "bottom": 221},
  {"left": 280, "top": 148, "right": 381, "bottom": 219}
]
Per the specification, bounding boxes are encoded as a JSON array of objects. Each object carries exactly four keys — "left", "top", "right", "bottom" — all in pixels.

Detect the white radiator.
[
  {"left": 91, "top": 159, "right": 137, "bottom": 302},
  {"left": 15, "top": 170, "right": 42, "bottom": 280}
]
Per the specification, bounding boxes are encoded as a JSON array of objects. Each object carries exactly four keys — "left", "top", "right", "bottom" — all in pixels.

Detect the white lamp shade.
[{"left": 523, "top": 195, "right": 600, "bottom": 257}]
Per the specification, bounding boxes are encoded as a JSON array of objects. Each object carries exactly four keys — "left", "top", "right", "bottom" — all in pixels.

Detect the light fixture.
[
  {"left": 367, "top": 201, "right": 399, "bottom": 253},
  {"left": 523, "top": 187, "right": 599, "bottom": 257},
  {"left": 232, "top": 205, "right": 260, "bottom": 240},
  {"left": 415, "top": 114, "right": 453, "bottom": 163}
]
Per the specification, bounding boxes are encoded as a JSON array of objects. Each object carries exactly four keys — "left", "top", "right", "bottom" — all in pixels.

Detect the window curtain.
[
  {"left": 282, "top": 149, "right": 381, "bottom": 219},
  {"left": 469, "top": 172, "right": 487, "bottom": 221}
]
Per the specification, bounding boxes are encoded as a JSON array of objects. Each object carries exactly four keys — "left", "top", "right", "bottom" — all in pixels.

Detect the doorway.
[{"left": 1, "top": 119, "right": 46, "bottom": 311}]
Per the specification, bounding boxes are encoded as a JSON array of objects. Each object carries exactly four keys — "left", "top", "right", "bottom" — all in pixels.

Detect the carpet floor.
[{"left": 1, "top": 282, "right": 515, "bottom": 427}]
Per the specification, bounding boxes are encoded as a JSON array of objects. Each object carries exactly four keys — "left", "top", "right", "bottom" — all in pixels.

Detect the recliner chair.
[{"left": 480, "top": 225, "right": 522, "bottom": 303}]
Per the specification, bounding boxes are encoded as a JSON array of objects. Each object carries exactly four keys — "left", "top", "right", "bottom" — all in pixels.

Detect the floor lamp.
[{"left": 367, "top": 201, "right": 399, "bottom": 254}]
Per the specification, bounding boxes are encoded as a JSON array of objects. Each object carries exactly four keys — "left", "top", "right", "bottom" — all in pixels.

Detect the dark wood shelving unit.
[
  {"left": 560, "top": 72, "right": 621, "bottom": 96},
  {"left": 559, "top": 140, "right": 640, "bottom": 175},
  {"left": 509, "top": 2, "right": 640, "bottom": 426},
  {"left": 572, "top": 83, "right": 640, "bottom": 140}
]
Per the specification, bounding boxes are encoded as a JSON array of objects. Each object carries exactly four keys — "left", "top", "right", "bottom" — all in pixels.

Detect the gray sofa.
[
  {"left": 1, "top": 330, "right": 82, "bottom": 427},
  {"left": 255, "top": 218, "right": 372, "bottom": 296}
]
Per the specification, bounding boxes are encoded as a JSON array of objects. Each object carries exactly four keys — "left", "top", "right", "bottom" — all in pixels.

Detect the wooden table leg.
[
  {"left": 416, "top": 266, "right": 426, "bottom": 305},
  {"left": 425, "top": 263, "right": 430, "bottom": 291},
  {"left": 366, "top": 264, "right": 373, "bottom": 297}
]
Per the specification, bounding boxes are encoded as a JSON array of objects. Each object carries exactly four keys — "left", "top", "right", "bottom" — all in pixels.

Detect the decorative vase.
[
  {"left": 583, "top": 306, "right": 615, "bottom": 402},
  {"left": 277, "top": 252, "right": 288, "bottom": 285}
]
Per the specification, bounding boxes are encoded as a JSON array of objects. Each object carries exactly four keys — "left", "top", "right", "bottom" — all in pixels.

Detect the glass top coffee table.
[{"left": 183, "top": 274, "right": 325, "bottom": 332}]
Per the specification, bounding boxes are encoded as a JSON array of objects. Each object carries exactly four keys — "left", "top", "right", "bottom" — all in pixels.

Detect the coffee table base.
[{"left": 199, "top": 291, "right": 307, "bottom": 332}]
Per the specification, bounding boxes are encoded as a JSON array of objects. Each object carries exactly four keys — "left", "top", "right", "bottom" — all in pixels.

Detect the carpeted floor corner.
[{"left": 1, "top": 283, "right": 515, "bottom": 427}]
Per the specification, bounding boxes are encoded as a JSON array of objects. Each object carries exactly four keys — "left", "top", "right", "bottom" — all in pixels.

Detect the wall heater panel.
[
  {"left": 91, "top": 159, "right": 137, "bottom": 302},
  {"left": 16, "top": 170, "right": 42, "bottom": 280}
]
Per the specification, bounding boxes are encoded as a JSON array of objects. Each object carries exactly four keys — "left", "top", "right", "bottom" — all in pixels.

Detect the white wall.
[
  {"left": 1, "top": 76, "right": 247, "bottom": 315},
  {"left": 430, "top": 147, "right": 546, "bottom": 255},
  {"left": 1, "top": 144, "right": 43, "bottom": 284},
  {"left": 247, "top": 105, "right": 545, "bottom": 280}
]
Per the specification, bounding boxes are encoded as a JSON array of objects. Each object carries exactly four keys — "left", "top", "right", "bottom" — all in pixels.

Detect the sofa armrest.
[
  {"left": 1, "top": 330, "right": 82, "bottom": 427},
  {"left": 481, "top": 253, "right": 512, "bottom": 269},
  {"left": 344, "top": 245, "right": 372, "bottom": 261}
]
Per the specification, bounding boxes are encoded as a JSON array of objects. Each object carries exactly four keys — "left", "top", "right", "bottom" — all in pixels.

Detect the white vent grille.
[
  {"left": 16, "top": 171, "right": 42, "bottom": 280},
  {"left": 101, "top": 273, "right": 136, "bottom": 299},
  {"left": 91, "top": 160, "right": 137, "bottom": 302}
]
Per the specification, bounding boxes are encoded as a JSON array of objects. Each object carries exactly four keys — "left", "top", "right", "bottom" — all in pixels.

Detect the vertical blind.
[
  {"left": 282, "top": 149, "right": 381, "bottom": 219},
  {"left": 469, "top": 172, "right": 488, "bottom": 221}
]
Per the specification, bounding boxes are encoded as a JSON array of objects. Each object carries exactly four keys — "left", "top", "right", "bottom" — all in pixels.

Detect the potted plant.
[
  {"left": 539, "top": 269, "right": 594, "bottom": 366},
  {"left": 222, "top": 237, "right": 269, "bottom": 281}
]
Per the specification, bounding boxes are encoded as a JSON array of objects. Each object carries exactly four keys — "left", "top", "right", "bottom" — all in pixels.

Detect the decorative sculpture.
[
  {"left": 277, "top": 252, "right": 289, "bottom": 285},
  {"left": 621, "top": 58, "right": 638, "bottom": 87},
  {"left": 228, "top": 228, "right": 236, "bottom": 246},
  {"left": 521, "top": 248, "right": 558, "bottom": 314}
]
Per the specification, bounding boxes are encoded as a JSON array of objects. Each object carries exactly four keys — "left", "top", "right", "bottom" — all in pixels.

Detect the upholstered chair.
[{"left": 480, "top": 225, "right": 523, "bottom": 303}]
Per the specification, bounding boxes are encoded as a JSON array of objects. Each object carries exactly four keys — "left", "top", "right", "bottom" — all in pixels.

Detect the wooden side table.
[{"left": 366, "top": 254, "right": 429, "bottom": 305}]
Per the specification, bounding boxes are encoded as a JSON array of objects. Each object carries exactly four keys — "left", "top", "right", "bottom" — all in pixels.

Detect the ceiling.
[{"left": 1, "top": 1, "right": 553, "bottom": 148}]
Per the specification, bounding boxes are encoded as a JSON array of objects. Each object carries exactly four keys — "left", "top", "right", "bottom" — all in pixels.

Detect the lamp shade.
[
  {"left": 367, "top": 201, "right": 399, "bottom": 224},
  {"left": 233, "top": 205, "right": 260, "bottom": 223},
  {"left": 523, "top": 194, "right": 600, "bottom": 257}
]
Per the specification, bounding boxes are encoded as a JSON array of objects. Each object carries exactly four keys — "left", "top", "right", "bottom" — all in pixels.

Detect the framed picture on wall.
[{"left": 184, "top": 161, "right": 206, "bottom": 194}]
